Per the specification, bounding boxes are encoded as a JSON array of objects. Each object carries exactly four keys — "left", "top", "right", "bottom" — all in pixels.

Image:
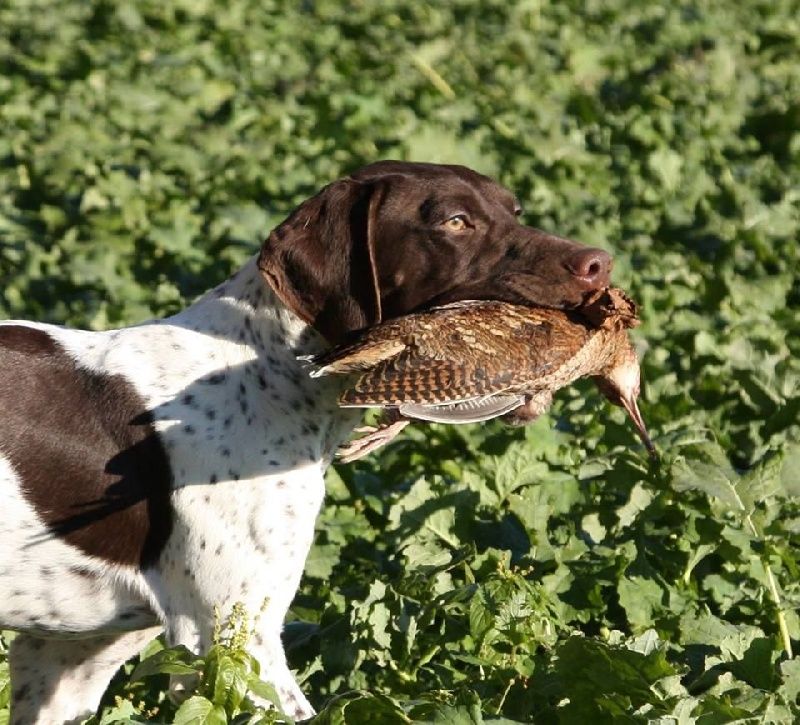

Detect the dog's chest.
[{"left": 150, "top": 341, "right": 339, "bottom": 488}]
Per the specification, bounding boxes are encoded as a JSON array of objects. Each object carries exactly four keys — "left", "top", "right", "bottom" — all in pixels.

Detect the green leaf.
[
  {"left": 618, "top": 576, "right": 666, "bottom": 631},
  {"left": 173, "top": 696, "right": 227, "bottom": 725},
  {"left": 130, "top": 646, "right": 200, "bottom": 680},
  {"left": 670, "top": 445, "right": 745, "bottom": 512},
  {"left": 209, "top": 654, "right": 249, "bottom": 714}
]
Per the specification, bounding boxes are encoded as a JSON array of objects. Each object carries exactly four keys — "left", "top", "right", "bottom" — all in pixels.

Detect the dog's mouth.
[
  {"left": 498, "top": 273, "right": 610, "bottom": 311},
  {"left": 416, "top": 271, "right": 611, "bottom": 318}
]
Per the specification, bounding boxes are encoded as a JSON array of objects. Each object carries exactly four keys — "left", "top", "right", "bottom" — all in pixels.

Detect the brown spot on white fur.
[{"left": 0, "top": 325, "right": 172, "bottom": 567}]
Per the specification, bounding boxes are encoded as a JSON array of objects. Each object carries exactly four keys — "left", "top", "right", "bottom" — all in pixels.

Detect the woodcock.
[{"left": 310, "top": 288, "right": 656, "bottom": 462}]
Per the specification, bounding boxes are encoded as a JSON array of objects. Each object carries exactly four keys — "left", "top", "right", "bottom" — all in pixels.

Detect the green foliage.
[
  {"left": 1, "top": 0, "right": 799, "bottom": 722},
  {"left": 89, "top": 604, "right": 285, "bottom": 724}
]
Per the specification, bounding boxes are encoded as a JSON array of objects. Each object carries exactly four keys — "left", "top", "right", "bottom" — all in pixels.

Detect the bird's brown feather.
[
  {"left": 326, "top": 302, "right": 598, "bottom": 405},
  {"left": 320, "top": 287, "right": 656, "bottom": 460},
  {"left": 312, "top": 289, "right": 640, "bottom": 409}
]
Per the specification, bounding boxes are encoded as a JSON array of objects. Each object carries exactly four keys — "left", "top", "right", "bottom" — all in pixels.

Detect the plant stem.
[{"left": 745, "top": 514, "right": 793, "bottom": 658}]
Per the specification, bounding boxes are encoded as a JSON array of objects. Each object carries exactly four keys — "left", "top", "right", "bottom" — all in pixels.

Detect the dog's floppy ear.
[{"left": 258, "top": 178, "right": 387, "bottom": 344}]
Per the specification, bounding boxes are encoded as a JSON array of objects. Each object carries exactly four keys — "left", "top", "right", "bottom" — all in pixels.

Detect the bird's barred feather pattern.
[
  {"left": 317, "top": 301, "right": 611, "bottom": 406},
  {"left": 326, "top": 287, "right": 656, "bottom": 460}
]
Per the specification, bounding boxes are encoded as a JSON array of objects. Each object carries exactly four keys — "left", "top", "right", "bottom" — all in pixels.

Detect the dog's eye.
[{"left": 443, "top": 215, "right": 469, "bottom": 232}]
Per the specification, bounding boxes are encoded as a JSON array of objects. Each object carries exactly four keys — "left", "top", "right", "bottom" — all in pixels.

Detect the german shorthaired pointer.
[{"left": 0, "top": 161, "right": 611, "bottom": 722}]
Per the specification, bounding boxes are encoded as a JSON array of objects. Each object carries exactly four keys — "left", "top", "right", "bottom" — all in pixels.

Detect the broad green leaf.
[
  {"left": 130, "top": 646, "right": 200, "bottom": 680},
  {"left": 173, "top": 696, "right": 227, "bottom": 725}
]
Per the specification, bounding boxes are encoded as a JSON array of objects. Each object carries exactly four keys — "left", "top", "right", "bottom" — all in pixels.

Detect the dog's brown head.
[{"left": 259, "top": 160, "right": 612, "bottom": 344}]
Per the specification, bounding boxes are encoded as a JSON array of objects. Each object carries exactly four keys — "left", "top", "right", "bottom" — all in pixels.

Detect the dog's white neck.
[
  {"left": 153, "top": 255, "right": 358, "bottom": 468},
  {"left": 171, "top": 255, "right": 325, "bottom": 358}
]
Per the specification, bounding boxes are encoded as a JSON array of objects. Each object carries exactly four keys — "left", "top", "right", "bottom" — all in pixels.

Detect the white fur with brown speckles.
[{"left": 0, "top": 256, "right": 359, "bottom": 722}]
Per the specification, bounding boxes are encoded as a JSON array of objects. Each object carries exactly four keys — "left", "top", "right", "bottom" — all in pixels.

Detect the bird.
[{"left": 309, "top": 288, "right": 656, "bottom": 462}]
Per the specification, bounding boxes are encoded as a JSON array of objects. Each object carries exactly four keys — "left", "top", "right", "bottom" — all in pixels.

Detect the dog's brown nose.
[{"left": 564, "top": 248, "right": 612, "bottom": 288}]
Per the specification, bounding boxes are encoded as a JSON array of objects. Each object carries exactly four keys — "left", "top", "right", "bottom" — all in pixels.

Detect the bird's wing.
[
  {"left": 308, "top": 305, "right": 484, "bottom": 376},
  {"left": 310, "top": 300, "right": 512, "bottom": 376},
  {"left": 337, "top": 345, "right": 531, "bottom": 406},
  {"left": 398, "top": 395, "right": 525, "bottom": 424},
  {"left": 309, "top": 336, "right": 407, "bottom": 376},
  {"left": 338, "top": 350, "right": 471, "bottom": 405},
  {"left": 406, "top": 306, "right": 586, "bottom": 380},
  {"left": 317, "top": 301, "right": 592, "bottom": 404}
]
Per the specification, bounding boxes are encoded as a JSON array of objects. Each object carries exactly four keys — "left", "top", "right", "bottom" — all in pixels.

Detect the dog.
[{"left": 0, "top": 161, "right": 611, "bottom": 722}]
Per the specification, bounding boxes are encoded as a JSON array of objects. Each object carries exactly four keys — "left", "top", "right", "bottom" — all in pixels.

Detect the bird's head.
[{"left": 592, "top": 341, "right": 657, "bottom": 459}]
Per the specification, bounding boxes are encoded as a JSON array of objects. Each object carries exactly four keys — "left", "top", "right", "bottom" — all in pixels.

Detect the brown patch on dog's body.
[{"left": 0, "top": 325, "right": 172, "bottom": 567}]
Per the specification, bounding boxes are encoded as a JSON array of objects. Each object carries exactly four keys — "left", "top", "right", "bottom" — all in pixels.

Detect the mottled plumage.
[{"left": 311, "top": 288, "right": 655, "bottom": 460}]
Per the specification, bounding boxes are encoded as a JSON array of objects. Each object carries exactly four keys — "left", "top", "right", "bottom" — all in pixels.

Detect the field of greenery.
[{"left": 1, "top": 0, "right": 799, "bottom": 722}]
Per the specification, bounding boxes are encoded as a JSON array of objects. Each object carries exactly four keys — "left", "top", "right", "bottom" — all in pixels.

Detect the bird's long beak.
[{"left": 618, "top": 392, "right": 658, "bottom": 460}]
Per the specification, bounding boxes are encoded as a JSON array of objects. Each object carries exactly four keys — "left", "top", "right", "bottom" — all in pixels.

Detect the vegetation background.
[{"left": 1, "top": 0, "right": 799, "bottom": 722}]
